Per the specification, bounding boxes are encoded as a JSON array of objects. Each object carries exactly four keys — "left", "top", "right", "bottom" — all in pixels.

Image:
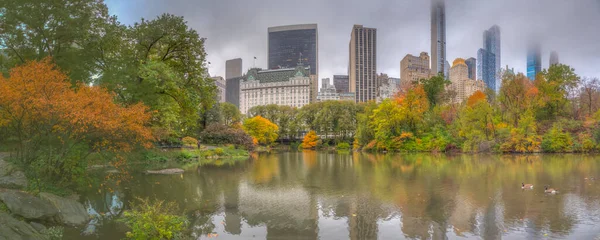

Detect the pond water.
[{"left": 68, "top": 152, "right": 600, "bottom": 239}]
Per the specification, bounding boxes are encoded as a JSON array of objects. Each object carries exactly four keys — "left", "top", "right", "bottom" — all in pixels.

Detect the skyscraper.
[
  {"left": 268, "top": 24, "right": 318, "bottom": 76},
  {"left": 465, "top": 57, "right": 476, "bottom": 80},
  {"left": 477, "top": 48, "right": 496, "bottom": 90},
  {"left": 333, "top": 75, "right": 350, "bottom": 93},
  {"left": 225, "top": 58, "right": 242, "bottom": 80},
  {"left": 431, "top": 0, "right": 447, "bottom": 76},
  {"left": 527, "top": 43, "right": 541, "bottom": 80},
  {"left": 349, "top": 25, "right": 377, "bottom": 103},
  {"left": 550, "top": 51, "right": 559, "bottom": 66},
  {"left": 400, "top": 52, "right": 431, "bottom": 85},
  {"left": 483, "top": 25, "right": 501, "bottom": 90}
]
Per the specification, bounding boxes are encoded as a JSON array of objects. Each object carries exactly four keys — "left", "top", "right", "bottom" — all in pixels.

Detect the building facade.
[
  {"left": 349, "top": 25, "right": 377, "bottom": 103},
  {"left": 449, "top": 58, "right": 486, "bottom": 103},
  {"left": 333, "top": 75, "right": 350, "bottom": 93},
  {"left": 483, "top": 25, "right": 501, "bottom": 90},
  {"left": 400, "top": 52, "right": 431, "bottom": 85},
  {"left": 477, "top": 48, "right": 496, "bottom": 91},
  {"left": 431, "top": 0, "right": 447, "bottom": 76},
  {"left": 549, "top": 51, "right": 559, "bottom": 66},
  {"left": 239, "top": 66, "right": 312, "bottom": 114},
  {"left": 268, "top": 24, "right": 318, "bottom": 76},
  {"left": 465, "top": 57, "right": 476, "bottom": 80},
  {"left": 226, "top": 58, "right": 243, "bottom": 80},
  {"left": 211, "top": 76, "right": 227, "bottom": 103},
  {"left": 377, "top": 74, "right": 400, "bottom": 102},
  {"left": 317, "top": 78, "right": 339, "bottom": 101},
  {"left": 527, "top": 42, "right": 541, "bottom": 80},
  {"left": 225, "top": 76, "right": 243, "bottom": 108}
]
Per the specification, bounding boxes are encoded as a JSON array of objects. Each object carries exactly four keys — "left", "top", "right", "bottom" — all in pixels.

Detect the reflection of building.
[
  {"left": 527, "top": 42, "right": 541, "bottom": 80},
  {"left": 333, "top": 75, "right": 350, "bottom": 93},
  {"left": 211, "top": 76, "right": 226, "bottom": 102},
  {"left": 549, "top": 51, "right": 559, "bottom": 66},
  {"left": 450, "top": 58, "right": 486, "bottom": 103},
  {"left": 349, "top": 25, "right": 377, "bottom": 103},
  {"left": 268, "top": 24, "right": 318, "bottom": 76},
  {"left": 317, "top": 78, "right": 339, "bottom": 101},
  {"left": 240, "top": 65, "right": 312, "bottom": 114},
  {"left": 226, "top": 58, "right": 243, "bottom": 80},
  {"left": 400, "top": 52, "right": 431, "bottom": 85},
  {"left": 465, "top": 57, "right": 476, "bottom": 80},
  {"left": 477, "top": 48, "right": 496, "bottom": 90},
  {"left": 431, "top": 0, "right": 447, "bottom": 76}
]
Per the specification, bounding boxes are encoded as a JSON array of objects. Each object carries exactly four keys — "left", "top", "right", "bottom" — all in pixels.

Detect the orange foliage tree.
[
  {"left": 302, "top": 130, "right": 320, "bottom": 149},
  {"left": 466, "top": 90, "right": 487, "bottom": 107},
  {"left": 0, "top": 59, "right": 153, "bottom": 183}
]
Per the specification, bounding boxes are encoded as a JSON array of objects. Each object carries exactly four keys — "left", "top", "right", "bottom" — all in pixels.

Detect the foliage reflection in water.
[{"left": 68, "top": 152, "right": 600, "bottom": 239}]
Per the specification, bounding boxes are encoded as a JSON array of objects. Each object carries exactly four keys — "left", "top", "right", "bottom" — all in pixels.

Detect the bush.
[
  {"left": 290, "top": 142, "right": 300, "bottom": 151},
  {"left": 177, "top": 150, "right": 195, "bottom": 161},
  {"left": 214, "top": 148, "right": 224, "bottom": 156},
  {"left": 121, "top": 198, "right": 188, "bottom": 240},
  {"left": 336, "top": 142, "right": 351, "bottom": 150},
  {"left": 43, "top": 226, "right": 64, "bottom": 240},
  {"left": 541, "top": 124, "right": 573, "bottom": 152},
  {"left": 181, "top": 137, "right": 198, "bottom": 147},
  {"left": 199, "top": 124, "right": 254, "bottom": 150},
  {"left": 302, "top": 130, "right": 320, "bottom": 149}
]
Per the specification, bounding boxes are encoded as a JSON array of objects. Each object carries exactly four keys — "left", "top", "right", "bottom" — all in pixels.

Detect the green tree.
[
  {"left": 221, "top": 102, "right": 242, "bottom": 126},
  {"left": 419, "top": 73, "right": 450, "bottom": 108},
  {"left": 498, "top": 73, "right": 538, "bottom": 126},
  {"left": 535, "top": 64, "right": 580, "bottom": 119},
  {"left": 457, "top": 92, "right": 496, "bottom": 152}
]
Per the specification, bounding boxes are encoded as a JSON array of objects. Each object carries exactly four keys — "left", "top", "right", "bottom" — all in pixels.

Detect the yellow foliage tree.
[
  {"left": 243, "top": 116, "right": 279, "bottom": 145},
  {"left": 302, "top": 130, "right": 320, "bottom": 149}
]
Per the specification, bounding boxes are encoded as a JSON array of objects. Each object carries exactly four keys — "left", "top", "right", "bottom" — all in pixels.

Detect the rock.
[
  {"left": 0, "top": 189, "right": 58, "bottom": 220},
  {"left": 0, "top": 159, "right": 28, "bottom": 189},
  {"left": 30, "top": 222, "right": 47, "bottom": 232},
  {"left": 0, "top": 213, "right": 48, "bottom": 240},
  {"left": 145, "top": 168, "right": 184, "bottom": 175},
  {"left": 39, "top": 192, "right": 89, "bottom": 226}
]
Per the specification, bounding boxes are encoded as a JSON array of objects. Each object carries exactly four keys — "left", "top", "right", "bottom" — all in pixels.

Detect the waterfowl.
[
  {"left": 544, "top": 185, "right": 557, "bottom": 194},
  {"left": 521, "top": 183, "right": 533, "bottom": 189}
]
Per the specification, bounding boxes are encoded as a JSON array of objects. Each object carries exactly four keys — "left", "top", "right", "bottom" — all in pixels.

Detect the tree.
[
  {"left": 395, "top": 85, "right": 429, "bottom": 132},
  {"left": 302, "top": 130, "right": 320, "bottom": 149},
  {"left": 579, "top": 77, "right": 600, "bottom": 117},
  {"left": 243, "top": 116, "right": 279, "bottom": 145},
  {"left": 457, "top": 91, "right": 496, "bottom": 152},
  {"left": 419, "top": 73, "right": 450, "bottom": 108},
  {"left": 500, "top": 110, "right": 541, "bottom": 153},
  {"left": 498, "top": 73, "right": 538, "bottom": 126},
  {"left": 369, "top": 99, "right": 404, "bottom": 150},
  {"left": 0, "top": 59, "right": 153, "bottom": 184},
  {"left": 535, "top": 64, "right": 580, "bottom": 119},
  {"left": 221, "top": 102, "right": 242, "bottom": 126}
]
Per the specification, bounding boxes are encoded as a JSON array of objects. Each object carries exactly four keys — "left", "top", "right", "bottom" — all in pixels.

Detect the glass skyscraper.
[
  {"left": 483, "top": 25, "right": 501, "bottom": 91},
  {"left": 268, "top": 24, "right": 318, "bottom": 76},
  {"left": 477, "top": 49, "right": 496, "bottom": 91},
  {"left": 527, "top": 43, "right": 541, "bottom": 80},
  {"left": 465, "top": 57, "right": 476, "bottom": 80},
  {"left": 431, "top": 0, "right": 447, "bottom": 76}
]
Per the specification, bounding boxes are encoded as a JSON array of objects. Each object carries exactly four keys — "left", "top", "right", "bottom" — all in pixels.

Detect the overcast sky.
[{"left": 105, "top": 0, "right": 600, "bottom": 83}]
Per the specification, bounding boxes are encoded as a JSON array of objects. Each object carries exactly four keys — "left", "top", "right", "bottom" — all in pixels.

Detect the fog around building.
[{"left": 106, "top": 0, "right": 600, "bottom": 82}]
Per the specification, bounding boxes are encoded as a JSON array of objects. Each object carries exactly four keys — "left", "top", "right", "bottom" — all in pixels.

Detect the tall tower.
[
  {"left": 477, "top": 49, "right": 496, "bottom": 90},
  {"left": 527, "top": 42, "right": 541, "bottom": 80},
  {"left": 268, "top": 24, "right": 318, "bottom": 76},
  {"left": 465, "top": 57, "right": 476, "bottom": 80},
  {"left": 431, "top": 0, "right": 447, "bottom": 76},
  {"left": 549, "top": 51, "right": 559, "bottom": 66},
  {"left": 349, "top": 25, "right": 377, "bottom": 103},
  {"left": 483, "top": 25, "right": 501, "bottom": 91}
]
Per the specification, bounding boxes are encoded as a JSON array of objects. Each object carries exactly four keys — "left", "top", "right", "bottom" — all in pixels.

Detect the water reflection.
[{"left": 70, "top": 152, "right": 600, "bottom": 239}]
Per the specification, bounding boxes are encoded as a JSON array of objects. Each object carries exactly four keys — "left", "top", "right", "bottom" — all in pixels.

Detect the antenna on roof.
[{"left": 253, "top": 56, "right": 256, "bottom": 68}]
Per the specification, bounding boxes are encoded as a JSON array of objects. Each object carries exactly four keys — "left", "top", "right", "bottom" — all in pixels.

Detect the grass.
[{"left": 137, "top": 145, "right": 250, "bottom": 171}]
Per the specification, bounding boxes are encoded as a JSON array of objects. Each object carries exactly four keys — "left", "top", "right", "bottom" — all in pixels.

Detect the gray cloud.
[{"left": 106, "top": 0, "right": 600, "bottom": 82}]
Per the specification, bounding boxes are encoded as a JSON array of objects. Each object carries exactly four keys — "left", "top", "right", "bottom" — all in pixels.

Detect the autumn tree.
[
  {"left": 419, "top": 73, "right": 451, "bottom": 108},
  {"left": 457, "top": 91, "right": 496, "bottom": 152},
  {"left": 535, "top": 64, "right": 580, "bottom": 119},
  {"left": 395, "top": 85, "right": 430, "bottom": 132},
  {"left": 579, "top": 77, "right": 600, "bottom": 118},
  {"left": 0, "top": 59, "right": 153, "bottom": 184},
  {"left": 302, "top": 130, "right": 320, "bottom": 149},
  {"left": 498, "top": 73, "right": 538, "bottom": 126},
  {"left": 243, "top": 116, "right": 279, "bottom": 145}
]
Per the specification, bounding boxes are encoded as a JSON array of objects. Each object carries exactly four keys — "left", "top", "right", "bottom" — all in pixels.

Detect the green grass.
[
  {"left": 0, "top": 201, "right": 9, "bottom": 213},
  {"left": 136, "top": 146, "right": 250, "bottom": 171}
]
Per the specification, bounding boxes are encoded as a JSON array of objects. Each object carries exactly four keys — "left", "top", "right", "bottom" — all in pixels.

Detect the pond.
[{"left": 68, "top": 152, "right": 600, "bottom": 239}]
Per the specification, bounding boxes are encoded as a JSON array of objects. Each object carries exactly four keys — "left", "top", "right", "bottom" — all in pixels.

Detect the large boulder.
[
  {"left": 0, "top": 213, "right": 48, "bottom": 240},
  {"left": 39, "top": 192, "right": 89, "bottom": 226},
  {"left": 0, "top": 159, "right": 28, "bottom": 189},
  {"left": 0, "top": 189, "right": 57, "bottom": 220}
]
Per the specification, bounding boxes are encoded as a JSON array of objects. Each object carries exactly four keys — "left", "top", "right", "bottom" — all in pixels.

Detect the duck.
[
  {"left": 521, "top": 182, "right": 533, "bottom": 189},
  {"left": 544, "top": 185, "right": 558, "bottom": 194}
]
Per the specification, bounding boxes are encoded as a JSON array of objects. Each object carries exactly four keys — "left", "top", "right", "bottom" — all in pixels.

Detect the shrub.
[
  {"left": 336, "top": 142, "right": 351, "bottom": 150},
  {"left": 541, "top": 124, "right": 574, "bottom": 152},
  {"left": 199, "top": 124, "right": 254, "bottom": 150},
  {"left": 177, "top": 150, "right": 195, "bottom": 161},
  {"left": 214, "top": 148, "right": 224, "bottom": 156},
  {"left": 43, "top": 226, "right": 64, "bottom": 240},
  {"left": 302, "top": 130, "right": 320, "bottom": 149},
  {"left": 290, "top": 142, "right": 300, "bottom": 151},
  {"left": 121, "top": 198, "right": 188, "bottom": 240},
  {"left": 181, "top": 137, "right": 198, "bottom": 147},
  {"left": 243, "top": 116, "right": 279, "bottom": 145}
]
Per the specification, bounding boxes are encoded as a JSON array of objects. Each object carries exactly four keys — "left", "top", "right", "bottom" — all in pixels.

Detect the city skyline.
[{"left": 105, "top": 0, "right": 600, "bottom": 82}]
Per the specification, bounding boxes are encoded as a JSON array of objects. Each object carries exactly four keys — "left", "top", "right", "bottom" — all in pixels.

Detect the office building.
[
  {"left": 317, "top": 78, "right": 339, "bottom": 101},
  {"left": 550, "top": 51, "right": 559, "bottom": 66},
  {"left": 449, "top": 58, "right": 486, "bottom": 103},
  {"left": 239, "top": 65, "right": 312, "bottom": 114},
  {"left": 268, "top": 24, "right": 318, "bottom": 76},
  {"left": 465, "top": 57, "right": 476, "bottom": 80},
  {"left": 431, "top": 0, "right": 447, "bottom": 76},
  {"left": 211, "top": 76, "right": 226, "bottom": 103},
  {"left": 225, "top": 76, "right": 243, "bottom": 108},
  {"left": 483, "top": 25, "right": 501, "bottom": 90},
  {"left": 400, "top": 52, "right": 431, "bottom": 85},
  {"left": 527, "top": 42, "right": 541, "bottom": 80},
  {"left": 226, "top": 58, "right": 243, "bottom": 80},
  {"left": 333, "top": 75, "right": 350, "bottom": 93},
  {"left": 377, "top": 74, "right": 400, "bottom": 102},
  {"left": 349, "top": 25, "right": 377, "bottom": 102},
  {"left": 477, "top": 49, "right": 496, "bottom": 90}
]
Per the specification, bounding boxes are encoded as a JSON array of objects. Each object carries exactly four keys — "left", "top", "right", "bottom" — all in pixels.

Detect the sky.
[{"left": 105, "top": 0, "right": 600, "bottom": 83}]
